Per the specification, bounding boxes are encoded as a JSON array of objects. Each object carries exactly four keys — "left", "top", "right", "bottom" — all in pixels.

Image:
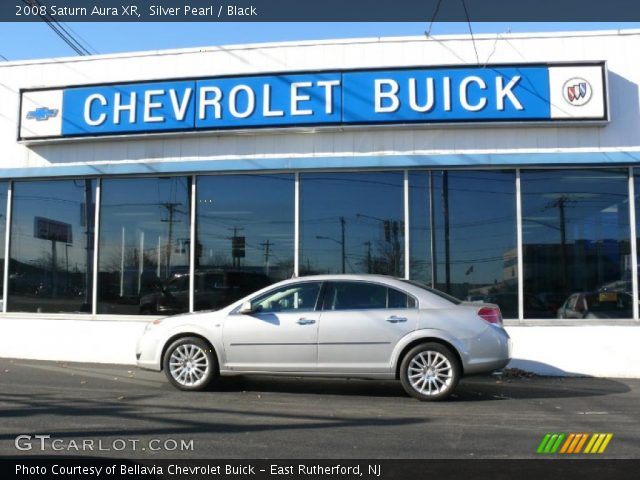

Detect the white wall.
[
  {"left": 1, "top": 317, "right": 638, "bottom": 378},
  {"left": 0, "top": 30, "right": 640, "bottom": 171},
  {"left": 0, "top": 317, "right": 146, "bottom": 365}
]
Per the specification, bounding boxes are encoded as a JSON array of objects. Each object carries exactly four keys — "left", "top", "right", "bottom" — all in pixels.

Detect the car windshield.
[{"left": 400, "top": 280, "right": 462, "bottom": 305}]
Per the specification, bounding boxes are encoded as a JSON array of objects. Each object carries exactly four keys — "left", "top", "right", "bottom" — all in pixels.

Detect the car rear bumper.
[{"left": 462, "top": 326, "right": 512, "bottom": 375}]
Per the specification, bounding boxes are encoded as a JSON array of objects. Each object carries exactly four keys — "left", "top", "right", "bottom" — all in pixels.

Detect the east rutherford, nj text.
[{"left": 17, "top": 463, "right": 379, "bottom": 477}]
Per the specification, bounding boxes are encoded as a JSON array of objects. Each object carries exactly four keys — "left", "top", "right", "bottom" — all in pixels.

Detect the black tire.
[
  {"left": 399, "top": 342, "right": 460, "bottom": 401},
  {"left": 163, "top": 337, "right": 216, "bottom": 391}
]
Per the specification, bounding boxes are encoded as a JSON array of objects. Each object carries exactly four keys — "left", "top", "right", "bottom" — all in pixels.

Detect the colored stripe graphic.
[
  {"left": 537, "top": 433, "right": 565, "bottom": 454},
  {"left": 538, "top": 433, "right": 613, "bottom": 454},
  {"left": 584, "top": 434, "right": 614, "bottom": 454}
]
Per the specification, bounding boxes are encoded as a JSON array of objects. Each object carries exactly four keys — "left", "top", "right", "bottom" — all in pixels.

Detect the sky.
[{"left": 1, "top": 22, "right": 640, "bottom": 61}]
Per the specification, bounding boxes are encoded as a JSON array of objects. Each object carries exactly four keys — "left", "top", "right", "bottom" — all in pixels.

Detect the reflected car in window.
[
  {"left": 139, "top": 270, "right": 270, "bottom": 314},
  {"left": 557, "top": 291, "right": 633, "bottom": 319},
  {"left": 136, "top": 274, "right": 512, "bottom": 401}
]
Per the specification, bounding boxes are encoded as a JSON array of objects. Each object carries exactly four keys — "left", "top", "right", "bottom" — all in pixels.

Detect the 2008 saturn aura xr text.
[{"left": 136, "top": 274, "right": 512, "bottom": 401}]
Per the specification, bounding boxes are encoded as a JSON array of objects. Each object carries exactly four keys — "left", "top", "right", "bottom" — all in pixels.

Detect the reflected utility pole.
[
  {"left": 546, "top": 195, "right": 573, "bottom": 292},
  {"left": 442, "top": 171, "right": 451, "bottom": 293},
  {"left": 260, "top": 240, "right": 272, "bottom": 276},
  {"left": 316, "top": 216, "right": 346, "bottom": 274},
  {"left": 160, "top": 202, "right": 182, "bottom": 277},
  {"left": 364, "top": 241, "right": 372, "bottom": 273}
]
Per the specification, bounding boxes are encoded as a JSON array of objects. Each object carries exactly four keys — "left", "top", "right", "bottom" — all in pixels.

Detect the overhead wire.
[
  {"left": 22, "top": 0, "right": 97, "bottom": 56},
  {"left": 461, "top": 0, "right": 480, "bottom": 64}
]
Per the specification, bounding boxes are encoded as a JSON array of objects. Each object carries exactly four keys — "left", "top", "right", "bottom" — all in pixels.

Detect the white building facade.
[{"left": 0, "top": 30, "right": 639, "bottom": 377}]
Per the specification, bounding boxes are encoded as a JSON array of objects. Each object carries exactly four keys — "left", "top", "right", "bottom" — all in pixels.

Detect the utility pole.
[
  {"left": 392, "top": 220, "right": 401, "bottom": 277},
  {"left": 545, "top": 195, "right": 573, "bottom": 290},
  {"left": 160, "top": 202, "right": 182, "bottom": 277},
  {"left": 550, "top": 195, "right": 570, "bottom": 292},
  {"left": 442, "top": 171, "right": 451, "bottom": 293},
  {"left": 229, "top": 227, "right": 245, "bottom": 268},
  {"left": 364, "top": 241, "right": 372, "bottom": 273},
  {"left": 260, "top": 240, "right": 272, "bottom": 276}
]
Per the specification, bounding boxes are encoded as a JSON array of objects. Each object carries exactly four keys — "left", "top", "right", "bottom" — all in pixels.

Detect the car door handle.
[
  {"left": 386, "top": 316, "right": 408, "bottom": 323},
  {"left": 296, "top": 318, "right": 316, "bottom": 325}
]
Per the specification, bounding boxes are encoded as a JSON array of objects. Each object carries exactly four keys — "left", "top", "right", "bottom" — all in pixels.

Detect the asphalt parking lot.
[{"left": 0, "top": 357, "right": 638, "bottom": 459}]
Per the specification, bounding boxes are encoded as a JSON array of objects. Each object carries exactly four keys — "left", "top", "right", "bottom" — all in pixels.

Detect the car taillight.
[{"left": 478, "top": 306, "right": 502, "bottom": 326}]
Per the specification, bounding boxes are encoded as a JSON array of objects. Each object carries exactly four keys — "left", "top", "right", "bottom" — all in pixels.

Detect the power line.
[
  {"left": 461, "top": 0, "right": 479, "bottom": 65},
  {"left": 22, "top": 0, "right": 97, "bottom": 56},
  {"left": 60, "top": 22, "right": 99, "bottom": 55},
  {"left": 425, "top": 0, "right": 444, "bottom": 37}
]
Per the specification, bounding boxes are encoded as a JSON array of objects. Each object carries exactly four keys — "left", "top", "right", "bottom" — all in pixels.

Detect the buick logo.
[{"left": 562, "top": 77, "right": 592, "bottom": 106}]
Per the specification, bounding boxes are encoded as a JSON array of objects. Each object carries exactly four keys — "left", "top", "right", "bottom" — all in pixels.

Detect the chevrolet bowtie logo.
[{"left": 26, "top": 107, "right": 59, "bottom": 121}]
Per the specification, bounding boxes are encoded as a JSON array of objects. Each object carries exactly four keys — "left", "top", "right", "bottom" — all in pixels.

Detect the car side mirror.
[{"left": 239, "top": 301, "right": 253, "bottom": 314}]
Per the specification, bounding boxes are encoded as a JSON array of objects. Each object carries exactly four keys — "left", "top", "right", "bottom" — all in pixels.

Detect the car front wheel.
[
  {"left": 400, "top": 343, "right": 460, "bottom": 401},
  {"left": 163, "top": 337, "right": 216, "bottom": 391}
]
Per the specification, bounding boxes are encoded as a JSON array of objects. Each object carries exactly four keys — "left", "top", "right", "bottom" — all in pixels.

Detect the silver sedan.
[{"left": 136, "top": 274, "right": 512, "bottom": 401}]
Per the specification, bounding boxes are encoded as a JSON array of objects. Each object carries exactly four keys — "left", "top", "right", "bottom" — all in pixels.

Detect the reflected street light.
[{"left": 316, "top": 234, "right": 345, "bottom": 274}]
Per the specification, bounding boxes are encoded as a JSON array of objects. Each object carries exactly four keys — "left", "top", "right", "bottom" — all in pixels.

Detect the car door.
[
  {"left": 222, "top": 281, "right": 322, "bottom": 372},
  {"left": 317, "top": 281, "right": 418, "bottom": 374}
]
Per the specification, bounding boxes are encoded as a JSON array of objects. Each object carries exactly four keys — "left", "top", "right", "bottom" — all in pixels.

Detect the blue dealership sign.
[
  {"left": 19, "top": 63, "right": 608, "bottom": 140},
  {"left": 342, "top": 67, "right": 551, "bottom": 122},
  {"left": 63, "top": 81, "right": 196, "bottom": 135}
]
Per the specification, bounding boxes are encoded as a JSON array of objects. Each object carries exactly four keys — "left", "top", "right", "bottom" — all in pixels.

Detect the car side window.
[
  {"left": 251, "top": 282, "right": 321, "bottom": 314},
  {"left": 388, "top": 287, "right": 417, "bottom": 308},
  {"left": 323, "top": 282, "right": 416, "bottom": 310}
]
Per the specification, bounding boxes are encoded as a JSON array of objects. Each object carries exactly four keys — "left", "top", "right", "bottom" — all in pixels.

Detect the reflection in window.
[
  {"left": 323, "top": 282, "right": 413, "bottom": 310},
  {"left": 251, "top": 282, "right": 321, "bottom": 313},
  {"left": 195, "top": 175, "right": 294, "bottom": 311},
  {"left": 522, "top": 169, "right": 631, "bottom": 319},
  {"left": 98, "top": 177, "right": 191, "bottom": 315},
  {"left": 410, "top": 171, "right": 518, "bottom": 318},
  {"left": 300, "top": 172, "right": 404, "bottom": 276},
  {"left": 8, "top": 180, "right": 95, "bottom": 313}
]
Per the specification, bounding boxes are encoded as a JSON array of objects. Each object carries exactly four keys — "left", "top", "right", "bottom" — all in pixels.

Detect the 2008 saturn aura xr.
[{"left": 136, "top": 275, "right": 512, "bottom": 401}]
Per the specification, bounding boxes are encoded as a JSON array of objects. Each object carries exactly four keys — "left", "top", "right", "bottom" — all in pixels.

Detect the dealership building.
[{"left": 0, "top": 29, "right": 639, "bottom": 377}]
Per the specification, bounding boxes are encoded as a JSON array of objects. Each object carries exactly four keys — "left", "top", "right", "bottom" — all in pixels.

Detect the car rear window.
[{"left": 400, "top": 280, "right": 462, "bottom": 305}]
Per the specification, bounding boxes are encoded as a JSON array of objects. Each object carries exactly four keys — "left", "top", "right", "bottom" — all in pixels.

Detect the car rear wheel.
[
  {"left": 400, "top": 343, "right": 460, "bottom": 401},
  {"left": 163, "top": 337, "right": 216, "bottom": 391}
]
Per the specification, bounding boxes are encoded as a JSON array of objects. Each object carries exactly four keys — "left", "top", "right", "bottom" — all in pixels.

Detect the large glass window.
[
  {"left": 195, "top": 174, "right": 294, "bottom": 311},
  {"left": 300, "top": 172, "right": 404, "bottom": 276},
  {"left": 8, "top": 179, "right": 95, "bottom": 313},
  {"left": 98, "top": 177, "right": 191, "bottom": 315},
  {"left": 410, "top": 170, "right": 518, "bottom": 318},
  {"left": 522, "top": 169, "right": 631, "bottom": 319}
]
